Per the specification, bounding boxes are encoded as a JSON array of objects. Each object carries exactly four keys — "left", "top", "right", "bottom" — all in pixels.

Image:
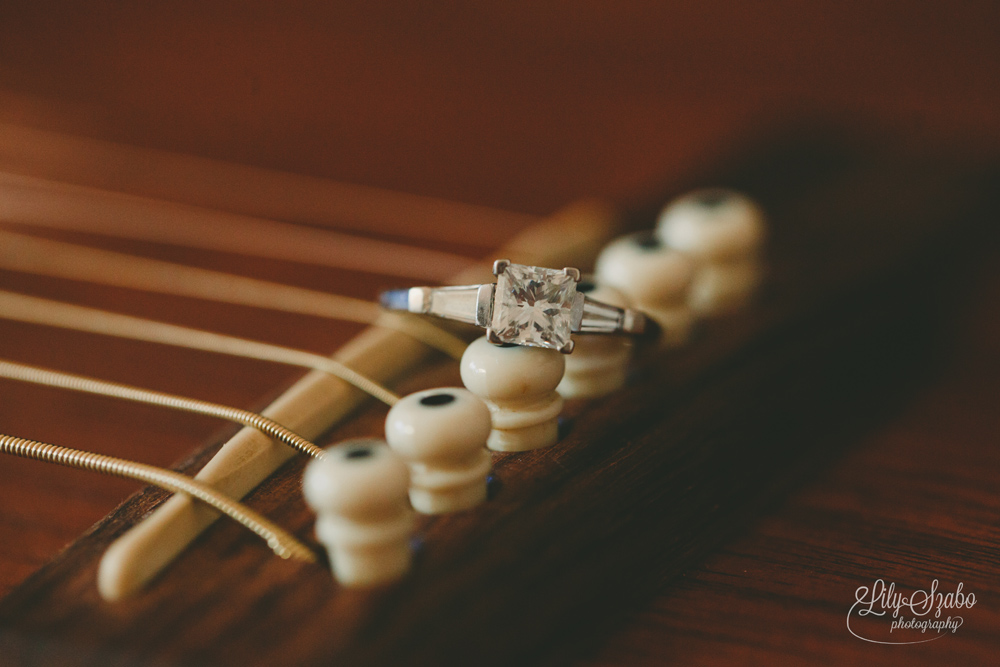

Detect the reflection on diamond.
[{"left": 491, "top": 263, "right": 577, "bottom": 350}]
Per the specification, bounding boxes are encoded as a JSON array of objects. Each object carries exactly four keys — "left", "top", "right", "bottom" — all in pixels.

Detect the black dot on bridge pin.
[
  {"left": 344, "top": 447, "right": 374, "bottom": 460},
  {"left": 634, "top": 231, "right": 661, "bottom": 250},
  {"left": 697, "top": 190, "right": 730, "bottom": 207},
  {"left": 486, "top": 473, "right": 502, "bottom": 500},
  {"left": 420, "top": 393, "right": 455, "bottom": 407},
  {"left": 577, "top": 280, "right": 596, "bottom": 293}
]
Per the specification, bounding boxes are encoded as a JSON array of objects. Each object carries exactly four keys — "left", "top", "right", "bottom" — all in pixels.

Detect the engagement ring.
[{"left": 379, "top": 260, "right": 647, "bottom": 353}]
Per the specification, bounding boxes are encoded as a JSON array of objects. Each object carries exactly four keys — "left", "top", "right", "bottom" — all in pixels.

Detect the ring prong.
[
  {"left": 559, "top": 339, "right": 575, "bottom": 354},
  {"left": 486, "top": 327, "right": 505, "bottom": 345},
  {"left": 562, "top": 267, "right": 581, "bottom": 281},
  {"left": 493, "top": 259, "right": 511, "bottom": 277}
]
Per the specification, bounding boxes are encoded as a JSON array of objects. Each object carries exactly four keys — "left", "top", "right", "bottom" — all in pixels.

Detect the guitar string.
[
  {"left": 0, "top": 359, "right": 327, "bottom": 459},
  {"left": 0, "top": 229, "right": 468, "bottom": 360},
  {"left": 0, "top": 290, "right": 401, "bottom": 406},
  {"left": 0, "top": 433, "right": 316, "bottom": 563},
  {"left": 0, "top": 132, "right": 517, "bottom": 583},
  {"left": 0, "top": 123, "right": 536, "bottom": 248},
  {"left": 0, "top": 171, "right": 478, "bottom": 282}
]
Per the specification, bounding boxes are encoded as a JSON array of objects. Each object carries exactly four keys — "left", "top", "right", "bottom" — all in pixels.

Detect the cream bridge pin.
[{"left": 380, "top": 260, "right": 648, "bottom": 353}]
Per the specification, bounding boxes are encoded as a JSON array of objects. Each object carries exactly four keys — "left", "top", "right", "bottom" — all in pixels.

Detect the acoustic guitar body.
[{"left": 0, "top": 125, "right": 996, "bottom": 667}]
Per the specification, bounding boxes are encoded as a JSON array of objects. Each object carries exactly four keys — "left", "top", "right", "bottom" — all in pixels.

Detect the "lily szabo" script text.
[{"left": 847, "top": 579, "right": 976, "bottom": 644}]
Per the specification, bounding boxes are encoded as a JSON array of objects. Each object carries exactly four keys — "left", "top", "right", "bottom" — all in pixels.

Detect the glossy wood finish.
[
  {"left": 1, "top": 3, "right": 999, "bottom": 665},
  {"left": 0, "top": 141, "right": 996, "bottom": 664},
  {"left": 587, "top": 267, "right": 1000, "bottom": 665},
  {"left": 2, "top": 2, "right": 1000, "bottom": 212}
]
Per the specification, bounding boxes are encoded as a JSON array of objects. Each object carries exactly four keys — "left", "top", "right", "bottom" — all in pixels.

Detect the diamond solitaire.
[
  {"left": 490, "top": 262, "right": 580, "bottom": 351},
  {"left": 378, "top": 259, "right": 648, "bottom": 354}
]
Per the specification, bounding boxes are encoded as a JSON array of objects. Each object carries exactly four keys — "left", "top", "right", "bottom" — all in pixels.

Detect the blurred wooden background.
[
  {"left": 0, "top": 2, "right": 998, "bottom": 665},
  {"left": 2, "top": 1, "right": 999, "bottom": 211}
]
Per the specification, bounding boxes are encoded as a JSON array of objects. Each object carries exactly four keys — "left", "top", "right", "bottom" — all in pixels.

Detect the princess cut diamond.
[{"left": 490, "top": 263, "right": 578, "bottom": 350}]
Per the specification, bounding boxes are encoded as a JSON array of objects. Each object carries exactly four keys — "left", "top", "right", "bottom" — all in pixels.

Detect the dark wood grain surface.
[
  {"left": 0, "top": 141, "right": 997, "bottom": 665},
  {"left": 0, "top": 3, "right": 999, "bottom": 665},
  {"left": 586, "top": 263, "right": 1000, "bottom": 666}
]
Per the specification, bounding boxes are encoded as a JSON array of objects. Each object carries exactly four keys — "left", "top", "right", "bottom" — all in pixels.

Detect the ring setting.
[{"left": 380, "top": 260, "right": 647, "bottom": 353}]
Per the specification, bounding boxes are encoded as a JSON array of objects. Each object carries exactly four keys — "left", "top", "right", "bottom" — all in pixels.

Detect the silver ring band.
[{"left": 379, "top": 260, "right": 647, "bottom": 353}]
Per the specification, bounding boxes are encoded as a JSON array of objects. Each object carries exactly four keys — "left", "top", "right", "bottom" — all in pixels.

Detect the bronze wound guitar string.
[
  {"left": 0, "top": 290, "right": 402, "bottom": 405},
  {"left": 0, "top": 229, "right": 468, "bottom": 360},
  {"left": 0, "top": 433, "right": 316, "bottom": 563},
  {"left": 0, "top": 122, "right": 536, "bottom": 248},
  {"left": 0, "top": 170, "right": 478, "bottom": 282},
  {"left": 61, "top": 200, "right": 615, "bottom": 599},
  {"left": 0, "top": 359, "right": 327, "bottom": 459},
  {"left": 0, "top": 130, "right": 571, "bottom": 599}
]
